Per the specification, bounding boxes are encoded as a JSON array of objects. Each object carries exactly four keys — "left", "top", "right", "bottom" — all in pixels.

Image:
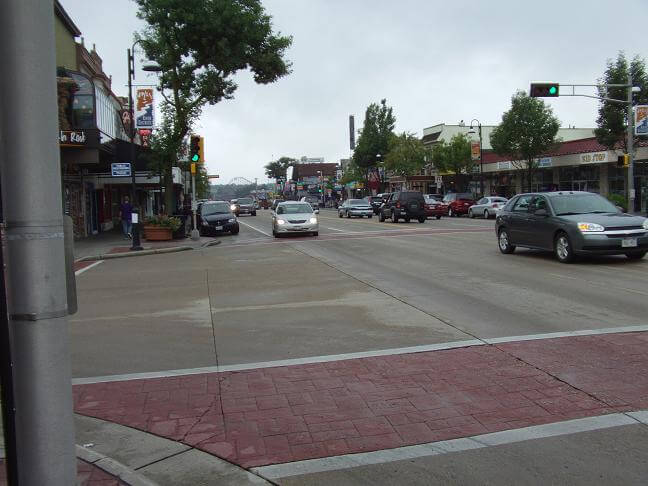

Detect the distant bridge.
[{"left": 227, "top": 177, "right": 255, "bottom": 185}]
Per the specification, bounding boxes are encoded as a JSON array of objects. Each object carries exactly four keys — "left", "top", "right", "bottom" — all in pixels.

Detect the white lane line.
[
  {"left": 71, "top": 324, "right": 648, "bottom": 384},
  {"left": 75, "top": 260, "right": 103, "bottom": 276},
  {"left": 237, "top": 220, "right": 272, "bottom": 237},
  {"left": 252, "top": 412, "right": 643, "bottom": 479},
  {"left": 321, "top": 226, "right": 347, "bottom": 232}
]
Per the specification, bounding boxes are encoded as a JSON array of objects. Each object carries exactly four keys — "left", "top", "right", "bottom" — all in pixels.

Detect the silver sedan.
[
  {"left": 272, "top": 202, "right": 319, "bottom": 237},
  {"left": 469, "top": 197, "right": 508, "bottom": 219},
  {"left": 338, "top": 199, "right": 374, "bottom": 218}
]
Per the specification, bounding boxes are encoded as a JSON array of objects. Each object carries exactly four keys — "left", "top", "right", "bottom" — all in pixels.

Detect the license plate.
[
  {"left": 622, "top": 237, "right": 637, "bottom": 248},
  {"left": 215, "top": 225, "right": 223, "bottom": 230}
]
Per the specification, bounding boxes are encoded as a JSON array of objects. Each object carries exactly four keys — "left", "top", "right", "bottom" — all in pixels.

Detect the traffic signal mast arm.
[{"left": 530, "top": 83, "right": 632, "bottom": 104}]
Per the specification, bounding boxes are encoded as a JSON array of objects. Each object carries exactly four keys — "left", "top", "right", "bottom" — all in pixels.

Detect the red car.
[
  {"left": 443, "top": 192, "right": 476, "bottom": 217},
  {"left": 424, "top": 194, "right": 445, "bottom": 219}
]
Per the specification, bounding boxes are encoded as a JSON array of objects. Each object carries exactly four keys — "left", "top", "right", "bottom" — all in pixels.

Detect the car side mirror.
[
  {"left": 315, "top": 209, "right": 320, "bottom": 214},
  {"left": 534, "top": 209, "right": 548, "bottom": 217}
]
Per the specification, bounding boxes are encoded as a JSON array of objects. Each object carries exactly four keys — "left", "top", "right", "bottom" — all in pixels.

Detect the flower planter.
[{"left": 143, "top": 225, "right": 173, "bottom": 241}]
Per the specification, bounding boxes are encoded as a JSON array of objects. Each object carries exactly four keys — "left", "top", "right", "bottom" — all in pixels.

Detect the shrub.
[
  {"left": 606, "top": 193, "right": 627, "bottom": 212},
  {"left": 145, "top": 214, "right": 182, "bottom": 232}
]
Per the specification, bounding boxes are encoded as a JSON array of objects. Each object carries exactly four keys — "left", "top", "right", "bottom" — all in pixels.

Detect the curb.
[
  {"left": 77, "top": 245, "right": 194, "bottom": 262},
  {"left": 77, "top": 444, "right": 159, "bottom": 486}
]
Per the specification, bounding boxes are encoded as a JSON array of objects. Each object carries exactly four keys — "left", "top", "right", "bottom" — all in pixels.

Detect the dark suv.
[{"left": 379, "top": 191, "right": 426, "bottom": 223}]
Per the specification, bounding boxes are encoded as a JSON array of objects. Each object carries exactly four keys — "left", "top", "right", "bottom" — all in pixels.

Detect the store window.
[
  {"left": 608, "top": 165, "right": 625, "bottom": 195},
  {"left": 531, "top": 168, "right": 554, "bottom": 192},
  {"left": 559, "top": 166, "right": 600, "bottom": 193},
  {"left": 67, "top": 72, "right": 95, "bottom": 129}
]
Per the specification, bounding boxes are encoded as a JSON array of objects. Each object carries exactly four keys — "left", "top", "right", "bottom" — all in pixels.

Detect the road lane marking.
[
  {"left": 321, "top": 226, "right": 347, "bottom": 232},
  {"left": 237, "top": 220, "right": 272, "bottom": 237},
  {"left": 75, "top": 260, "right": 103, "bottom": 276},
  {"left": 549, "top": 272, "right": 648, "bottom": 296},
  {"left": 252, "top": 412, "right": 644, "bottom": 479},
  {"left": 71, "top": 324, "right": 648, "bottom": 384}
]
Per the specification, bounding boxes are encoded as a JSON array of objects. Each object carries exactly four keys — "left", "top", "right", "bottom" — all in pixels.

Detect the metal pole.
[
  {"left": 190, "top": 171, "right": 199, "bottom": 240},
  {"left": 627, "top": 73, "right": 635, "bottom": 213},
  {"left": 479, "top": 124, "right": 484, "bottom": 196},
  {"left": 128, "top": 47, "right": 143, "bottom": 250},
  {"left": 0, "top": 1, "right": 76, "bottom": 484}
]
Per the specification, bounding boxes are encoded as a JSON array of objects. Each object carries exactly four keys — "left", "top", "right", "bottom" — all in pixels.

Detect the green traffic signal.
[
  {"left": 192, "top": 154, "right": 199, "bottom": 162},
  {"left": 549, "top": 86, "right": 557, "bottom": 95},
  {"left": 529, "top": 83, "right": 559, "bottom": 98}
]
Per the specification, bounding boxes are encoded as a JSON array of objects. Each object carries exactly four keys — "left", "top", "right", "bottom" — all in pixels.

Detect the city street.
[
  {"left": 71, "top": 208, "right": 648, "bottom": 377},
  {"left": 68, "top": 208, "right": 648, "bottom": 484}
]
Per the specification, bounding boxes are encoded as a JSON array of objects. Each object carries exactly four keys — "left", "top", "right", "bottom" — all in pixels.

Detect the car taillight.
[{"left": 396, "top": 201, "right": 401, "bottom": 208}]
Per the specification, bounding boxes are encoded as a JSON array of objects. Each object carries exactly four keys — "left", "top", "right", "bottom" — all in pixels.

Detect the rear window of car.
[
  {"left": 399, "top": 192, "right": 424, "bottom": 201},
  {"left": 349, "top": 199, "right": 366, "bottom": 205}
]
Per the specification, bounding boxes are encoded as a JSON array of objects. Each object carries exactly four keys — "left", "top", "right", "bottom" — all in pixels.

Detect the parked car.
[
  {"left": 272, "top": 201, "right": 319, "bottom": 237},
  {"left": 469, "top": 196, "right": 509, "bottom": 219},
  {"left": 371, "top": 193, "right": 392, "bottom": 214},
  {"left": 230, "top": 197, "right": 256, "bottom": 216},
  {"left": 271, "top": 198, "right": 284, "bottom": 210},
  {"left": 338, "top": 199, "right": 373, "bottom": 218},
  {"left": 496, "top": 191, "right": 648, "bottom": 263},
  {"left": 424, "top": 194, "right": 445, "bottom": 219},
  {"left": 300, "top": 195, "right": 321, "bottom": 207},
  {"left": 379, "top": 191, "right": 426, "bottom": 223},
  {"left": 443, "top": 192, "right": 476, "bottom": 217},
  {"left": 198, "top": 201, "right": 239, "bottom": 236}
]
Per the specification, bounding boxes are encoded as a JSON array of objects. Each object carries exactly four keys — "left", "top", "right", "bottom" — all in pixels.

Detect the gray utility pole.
[
  {"left": 190, "top": 169, "right": 199, "bottom": 241},
  {"left": 627, "top": 73, "right": 635, "bottom": 212},
  {"left": 0, "top": 0, "right": 76, "bottom": 484}
]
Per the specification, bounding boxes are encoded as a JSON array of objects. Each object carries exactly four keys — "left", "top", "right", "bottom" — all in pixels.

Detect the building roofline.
[{"left": 55, "top": 0, "right": 82, "bottom": 37}]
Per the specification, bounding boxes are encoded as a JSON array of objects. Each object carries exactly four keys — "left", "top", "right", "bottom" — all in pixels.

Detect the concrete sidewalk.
[{"left": 72, "top": 331, "right": 648, "bottom": 479}]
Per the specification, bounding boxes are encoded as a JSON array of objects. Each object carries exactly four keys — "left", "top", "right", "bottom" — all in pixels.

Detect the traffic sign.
[
  {"left": 111, "top": 162, "right": 131, "bottom": 177},
  {"left": 207, "top": 174, "right": 220, "bottom": 179}
]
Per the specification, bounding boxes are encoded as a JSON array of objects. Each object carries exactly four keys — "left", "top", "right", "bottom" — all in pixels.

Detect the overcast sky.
[{"left": 60, "top": 0, "right": 647, "bottom": 184}]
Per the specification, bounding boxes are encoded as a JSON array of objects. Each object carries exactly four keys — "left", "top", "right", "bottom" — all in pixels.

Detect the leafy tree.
[
  {"left": 264, "top": 156, "right": 295, "bottom": 180},
  {"left": 430, "top": 133, "right": 473, "bottom": 190},
  {"left": 384, "top": 132, "right": 428, "bottom": 177},
  {"left": 352, "top": 99, "right": 396, "bottom": 191},
  {"left": 135, "top": 0, "right": 292, "bottom": 212},
  {"left": 339, "top": 161, "right": 365, "bottom": 185},
  {"left": 595, "top": 52, "right": 648, "bottom": 152},
  {"left": 490, "top": 91, "right": 560, "bottom": 192}
]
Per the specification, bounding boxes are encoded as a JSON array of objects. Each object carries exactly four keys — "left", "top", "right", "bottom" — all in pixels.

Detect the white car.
[
  {"left": 338, "top": 199, "right": 373, "bottom": 218},
  {"left": 272, "top": 202, "right": 319, "bottom": 237},
  {"left": 468, "top": 197, "right": 509, "bottom": 219}
]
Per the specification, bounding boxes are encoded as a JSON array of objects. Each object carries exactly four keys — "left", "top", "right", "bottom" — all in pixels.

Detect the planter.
[{"left": 143, "top": 225, "right": 173, "bottom": 241}]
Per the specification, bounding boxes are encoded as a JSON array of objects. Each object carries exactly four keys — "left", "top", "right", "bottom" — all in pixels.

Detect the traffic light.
[
  {"left": 189, "top": 135, "right": 204, "bottom": 163},
  {"left": 530, "top": 83, "right": 559, "bottom": 97},
  {"left": 617, "top": 154, "right": 630, "bottom": 168}
]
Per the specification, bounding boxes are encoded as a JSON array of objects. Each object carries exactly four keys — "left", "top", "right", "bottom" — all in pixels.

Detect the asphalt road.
[{"left": 70, "top": 208, "right": 648, "bottom": 378}]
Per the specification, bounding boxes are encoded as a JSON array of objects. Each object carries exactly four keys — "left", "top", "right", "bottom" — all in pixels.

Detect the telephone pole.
[{"left": 0, "top": 1, "right": 76, "bottom": 484}]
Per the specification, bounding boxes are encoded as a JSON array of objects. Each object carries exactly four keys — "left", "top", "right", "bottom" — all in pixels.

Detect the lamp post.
[
  {"left": 376, "top": 154, "right": 384, "bottom": 192},
  {"left": 316, "top": 170, "right": 323, "bottom": 207},
  {"left": 127, "top": 41, "right": 161, "bottom": 250},
  {"left": 468, "top": 119, "right": 484, "bottom": 197}
]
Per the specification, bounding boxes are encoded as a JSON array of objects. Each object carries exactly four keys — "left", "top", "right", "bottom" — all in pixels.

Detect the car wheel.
[
  {"left": 555, "top": 232, "right": 575, "bottom": 263},
  {"left": 436, "top": 215, "right": 441, "bottom": 220},
  {"left": 368, "top": 215, "right": 372, "bottom": 219},
  {"left": 498, "top": 228, "right": 516, "bottom": 254},
  {"left": 484, "top": 209, "right": 490, "bottom": 219},
  {"left": 338, "top": 211, "right": 343, "bottom": 218},
  {"left": 230, "top": 226, "right": 239, "bottom": 235},
  {"left": 379, "top": 211, "right": 385, "bottom": 222},
  {"left": 252, "top": 211, "right": 256, "bottom": 216},
  {"left": 625, "top": 251, "right": 646, "bottom": 260},
  {"left": 312, "top": 231, "right": 319, "bottom": 237},
  {"left": 468, "top": 209, "right": 474, "bottom": 218},
  {"left": 448, "top": 208, "right": 454, "bottom": 217},
  {"left": 418, "top": 217, "right": 425, "bottom": 223},
  {"left": 346, "top": 211, "right": 351, "bottom": 218}
]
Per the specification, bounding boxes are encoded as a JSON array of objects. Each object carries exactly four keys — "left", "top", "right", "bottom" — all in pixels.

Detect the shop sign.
[
  {"left": 297, "top": 185, "right": 303, "bottom": 190},
  {"left": 135, "top": 88, "right": 154, "bottom": 129},
  {"left": 59, "top": 130, "right": 87, "bottom": 146},
  {"left": 111, "top": 162, "right": 131, "bottom": 177},
  {"left": 580, "top": 152, "right": 607, "bottom": 164},
  {"left": 498, "top": 161, "right": 511, "bottom": 170},
  {"left": 138, "top": 129, "right": 152, "bottom": 147},
  {"left": 471, "top": 141, "right": 481, "bottom": 161},
  {"left": 635, "top": 105, "right": 648, "bottom": 136},
  {"left": 537, "top": 157, "right": 552, "bottom": 168}
]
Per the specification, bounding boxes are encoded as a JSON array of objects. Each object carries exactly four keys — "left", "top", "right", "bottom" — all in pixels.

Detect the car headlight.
[
  {"left": 228, "top": 218, "right": 236, "bottom": 223},
  {"left": 230, "top": 204, "right": 236, "bottom": 211},
  {"left": 277, "top": 219, "right": 286, "bottom": 225},
  {"left": 643, "top": 219, "right": 648, "bottom": 230},
  {"left": 578, "top": 222, "right": 604, "bottom": 233},
  {"left": 310, "top": 217, "right": 318, "bottom": 224},
  {"left": 201, "top": 221, "right": 209, "bottom": 226}
]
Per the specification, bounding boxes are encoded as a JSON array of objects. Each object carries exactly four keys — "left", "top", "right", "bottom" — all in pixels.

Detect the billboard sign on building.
[
  {"left": 635, "top": 105, "right": 648, "bottom": 136},
  {"left": 135, "top": 88, "right": 154, "bottom": 129},
  {"left": 349, "top": 115, "right": 355, "bottom": 150},
  {"left": 470, "top": 141, "right": 480, "bottom": 161}
]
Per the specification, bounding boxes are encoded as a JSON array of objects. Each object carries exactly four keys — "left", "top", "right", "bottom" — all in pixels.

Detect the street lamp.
[
  {"left": 316, "top": 170, "right": 323, "bottom": 207},
  {"left": 468, "top": 119, "right": 484, "bottom": 197},
  {"left": 127, "top": 40, "right": 161, "bottom": 250},
  {"left": 376, "top": 154, "right": 384, "bottom": 192}
]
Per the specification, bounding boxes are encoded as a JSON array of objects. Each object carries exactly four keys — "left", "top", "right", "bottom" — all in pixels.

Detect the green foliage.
[
  {"left": 135, "top": 0, "right": 292, "bottom": 211},
  {"left": 352, "top": 99, "right": 396, "bottom": 170},
  {"left": 384, "top": 132, "right": 429, "bottom": 177},
  {"left": 339, "top": 161, "right": 365, "bottom": 185},
  {"left": 145, "top": 214, "right": 182, "bottom": 231},
  {"left": 490, "top": 91, "right": 560, "bottom": 192},
  {"left": 430, "top": 133, "right": 473, "bottom": 176},
  {"left": 606, "top": 193, "right": 627, "bottom": 212},
  {"left": 594, "top": 52, "right": 648, "bottom": 151},
  {"left": 264, "top": 156, "right": 295, "bottom": 180}
]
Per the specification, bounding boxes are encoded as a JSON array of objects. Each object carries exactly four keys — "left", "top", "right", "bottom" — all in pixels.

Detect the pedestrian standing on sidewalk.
[{"left": 119, "top": 196, "right": 133, "bottom": 239}]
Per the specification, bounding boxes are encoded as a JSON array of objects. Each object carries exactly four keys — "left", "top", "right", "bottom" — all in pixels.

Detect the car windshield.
[
  {"left": 201, "top": 202, "right": 230, "bottom": 215},
  {"left": 277, "top": 203, "right": 312, "bottom": 214},
  {"left": 349, "top": 199, "right": 366, "bottom": 205},
  {"left": 238, "top": 198, "right": 253, "bottom": 204},
  {"left": 552, "top": 194, "right": 618, "bottom": 215}
]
